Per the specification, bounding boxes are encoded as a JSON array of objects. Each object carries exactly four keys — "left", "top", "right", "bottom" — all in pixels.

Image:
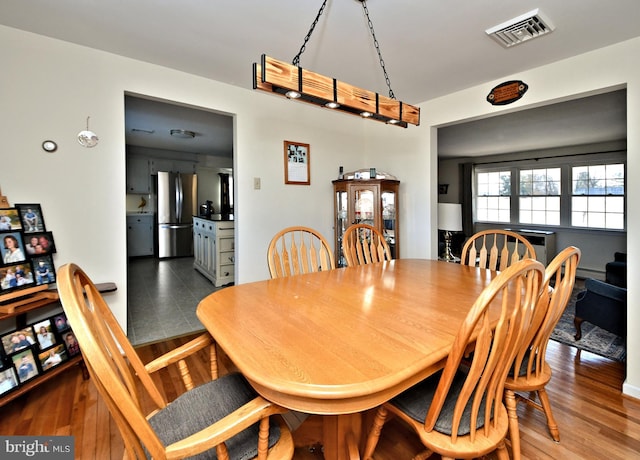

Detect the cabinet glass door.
[
  {"left": 353, "top": 188, "right": 376, "bottom": 226},
  {"left": 336, "top": 190, "right": 348, "bottom": 267},
  {"left": 382, "top": 190, "right": 396, "bottom": 258}
]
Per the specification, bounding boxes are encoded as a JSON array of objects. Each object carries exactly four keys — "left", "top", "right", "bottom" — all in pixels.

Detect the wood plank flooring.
[{"left": 1, "top": 335, "right": 638, "bottom": 459}]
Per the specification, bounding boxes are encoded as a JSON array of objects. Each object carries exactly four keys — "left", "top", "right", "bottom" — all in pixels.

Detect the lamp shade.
[{"left": 438, "top": 203, "right": 462, "bottom": 232}]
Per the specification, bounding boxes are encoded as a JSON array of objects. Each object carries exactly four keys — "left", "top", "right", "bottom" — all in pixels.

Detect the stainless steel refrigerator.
[{"left": 155, "top": 171, "right": 197, "bottom": 258}]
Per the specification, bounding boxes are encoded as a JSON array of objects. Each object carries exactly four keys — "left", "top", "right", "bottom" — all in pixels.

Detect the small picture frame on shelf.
[
  {"left": 22, "top": 232, "right": 56, "bottom": 257},
  {"left": 1, "top": 327, "right": 37, "bottom": 355},
  {"left": 0, "top": 262, "right": 36, "bottom": 293},
  {"left": 0, "top": 366, "right": 19, "bottom": 396},
  {"left": 0, "top": 231, "right": 27, "bottom": 266},
  {"left": 62, "top": 331, "right": 80, "bottom": 357},
  {"left": 31, "top": 255, "right": 55, "bottom": 286},
  {"left": 53, "top": 313, "right": 69, "bottom": 332},
  {"left": 284, "top": 140, "right": 310, "bottom": 185},
  {"left": 0, "top": 208, "right": 21, "bottom": 231},
  {"left": 33, "top": 319, "right": 57, "bottom": 350},
  {"left": 15, "top": 204, "right": 46, "bottom": 233},
  {"left": 13, "top": 349, "right": 39, "bottom": 383},
  {"left": 38, "top": 344, "right": 68, "bottom": 372}
]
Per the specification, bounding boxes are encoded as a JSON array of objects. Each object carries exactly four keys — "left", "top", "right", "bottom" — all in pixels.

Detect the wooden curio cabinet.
[{"left": 332, "top": 178, "right": 400, "bottom": 267}]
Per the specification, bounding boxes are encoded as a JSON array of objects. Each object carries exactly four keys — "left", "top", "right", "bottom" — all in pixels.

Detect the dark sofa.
[{"left": 574, "top": 277, "right": 627, "bottom": 340}]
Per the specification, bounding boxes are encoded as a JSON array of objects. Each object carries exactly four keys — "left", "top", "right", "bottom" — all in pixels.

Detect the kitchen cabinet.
[
  {"left": 127, "top": 214, "right": 154, "bottom": 257},
  {"left": 332, "top": 178, "right": 400, "bottom": 267},
  {"left": 149, "top": 159, "right": 197, "bottom": 174},
  {"left": 126, "top": 156, "right": 150, "bottom": 193},
  {"left": 193, "top": 217, "right": 235, "bottom": 287}
]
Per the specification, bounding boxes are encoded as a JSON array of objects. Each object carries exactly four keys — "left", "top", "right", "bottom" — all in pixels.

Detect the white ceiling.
[{"left": 2, "top": 1, "right": 638, "bottom": 157}]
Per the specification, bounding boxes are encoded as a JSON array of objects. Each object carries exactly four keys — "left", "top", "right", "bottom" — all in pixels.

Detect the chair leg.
[
  {"left": 574, "top": 316, "right": 584, "bottom": 340},
  {"left": 504, "top": 389, "right": 521, "bottom": 460},
  {"left": 363, "top": 406, "right": 388, "bottom": 460},
  {"left": 537, "top": 388, "right": 560, "bottom": 442},
  {"left": 495, "top": 440, "right": 510, "bottom": 460}
]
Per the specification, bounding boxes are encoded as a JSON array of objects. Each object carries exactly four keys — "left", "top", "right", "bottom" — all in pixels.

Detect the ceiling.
[{"left": 2, "top": 1, "right": 638, "bottom": 157}]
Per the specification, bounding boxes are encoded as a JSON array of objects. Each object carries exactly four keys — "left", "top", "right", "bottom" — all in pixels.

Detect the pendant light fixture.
[{"left": 252, "top": 0, "right": 420, "bottom": 128}]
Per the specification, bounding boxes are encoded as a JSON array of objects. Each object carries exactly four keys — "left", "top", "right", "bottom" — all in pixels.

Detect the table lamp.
[{"left": 438, "top": 203, "right": 462, "bottom": 262}]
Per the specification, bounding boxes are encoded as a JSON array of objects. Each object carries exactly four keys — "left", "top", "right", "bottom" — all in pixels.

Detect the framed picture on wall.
[
  {"left": 284, "top": 140, "right": 310, "bottom": 185},
  {"left": 0, "top": 208, "right": 21, "bottom": 232}
]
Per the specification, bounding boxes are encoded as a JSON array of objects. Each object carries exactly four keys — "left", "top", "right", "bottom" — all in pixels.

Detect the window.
[
  {"left": 476, "top": 171, "right": 511, "bottom": 223},
  {"left": 474, "top": 159, "right": 625, "bottom": 230},
  {"left": 519, "top": 168, "right": 560, "bottom": 225},
  {"left": 571, "top": 164, "right": 624, "bottom": 229}
]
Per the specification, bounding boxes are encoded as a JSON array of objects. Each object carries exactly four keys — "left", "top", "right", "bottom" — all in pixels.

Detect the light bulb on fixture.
[
  {"left": 325, "top": 101, "right": 340, "bottom": 109},
  {"left": 78, "top": 116, "right": 99, "bottom": 148},
  {"left": 285, "top": 90, "right": 301, "bottom": 99}
]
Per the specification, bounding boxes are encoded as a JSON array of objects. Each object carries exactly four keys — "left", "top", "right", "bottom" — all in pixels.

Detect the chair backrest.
[
  {"left": 57, "top": 263, "right": 181, "bottom": 458},
  {"left": 460, "top": 229, "right": 536, "bottom": 271},
  {"left": 342, "top": 223, "right": 392, "bottom": 267},
  {"left": 424, "top": 258, "right": 544, "bottom": 442},
  {"left": 267, "top": 226, "right": 335, "bottom": 278},
  {"left": 511, "top": 246, "right": 581, "bottom": 382}
]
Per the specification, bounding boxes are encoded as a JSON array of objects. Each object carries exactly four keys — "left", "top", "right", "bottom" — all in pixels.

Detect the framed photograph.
[
  {"left": 53, "top": 313, "right": 69, "bottom": 332},
  {"left": 0, "top": 366, "right": 19, "bottom": 396},
  {"left": 62, "top": 331, "right": 80, "bottom": 357},
  {"left": 1, "top": 327, "right": 37, "bottom": 355},
  {"left": 1, "top": 231, "right": 27, "bottom": 265},
  {"left": 13, "top": 349, "right": 39, "bottom": 383},
  {"left": 22, "top": 231, "right": 56, "bottom": 256},
  {"left": 38, "top": 344, "right": 67, "bottom": 372},
  {"left": 33, "top": 319, "right": 57, "bottom": 350},
  {"left": 31, "top": 255, "right": 56, "bottom": 286},
  {"left": 15, "top": 204, "right": 46, "bottom": 233},
  {"left": 0, "top": 262, "right": 35, "bottom": 293},
  {"left": 284, "top": 140, "right": 310, "bottom": 185},
  {"left": 0, "top": 208, "right": 21, "bottom": 231}
]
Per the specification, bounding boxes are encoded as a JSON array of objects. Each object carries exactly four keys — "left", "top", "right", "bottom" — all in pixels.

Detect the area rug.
[{"left": 550, "top": 283, "right": 626, "bottom": 362}]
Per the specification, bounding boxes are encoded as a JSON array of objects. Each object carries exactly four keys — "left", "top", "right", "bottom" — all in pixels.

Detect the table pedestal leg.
[{"left": 323, "top": 414, "right": 362, "bottom": 460}]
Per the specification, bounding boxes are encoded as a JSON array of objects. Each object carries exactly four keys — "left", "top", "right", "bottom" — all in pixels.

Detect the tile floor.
[{"left": 127, "top": 257, "right": 226, "bottom": 346}]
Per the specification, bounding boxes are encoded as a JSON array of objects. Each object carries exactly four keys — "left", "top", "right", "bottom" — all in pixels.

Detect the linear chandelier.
[{"left": 252, "top": 0, "right": 420, "bottom": 128}]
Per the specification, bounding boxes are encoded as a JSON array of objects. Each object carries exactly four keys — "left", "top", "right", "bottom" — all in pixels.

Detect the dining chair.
[
  {"left": 460, "top": 229, "right": 536, "bottom": 271},
  {"left": 267, "top": 226, "right": 335, "bottom": 278},
  {"left": 504, "top": 246, "right": 581, "bottom": 459},
  {"left": 342, "top": 223, "right": 392, "bottom": 266},
  {"left": 56, "top": 263, "right": 294, "bottom": 460},
  {"left": 363, "top": 258, "right": 545, "bottom": 460}
]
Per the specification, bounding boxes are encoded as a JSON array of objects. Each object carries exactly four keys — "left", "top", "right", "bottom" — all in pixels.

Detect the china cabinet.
[{"left": 332, "top": 177, "right": 399, "bottom": 267}]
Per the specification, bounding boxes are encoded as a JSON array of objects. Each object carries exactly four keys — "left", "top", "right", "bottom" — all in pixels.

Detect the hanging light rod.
[{"left": 251, "top": 0, "right": 419, "bottom": 128}]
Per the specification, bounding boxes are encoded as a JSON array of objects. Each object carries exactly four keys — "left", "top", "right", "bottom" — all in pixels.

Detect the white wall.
[
  {"left": 422, "top": 37, "right": 640, "bottom": 398},
  {"left": 2, "top": 24, "right": 637, "bottom": 398},
  {"left": 0, "top": 25, "right": 430, "bottom": 329}
]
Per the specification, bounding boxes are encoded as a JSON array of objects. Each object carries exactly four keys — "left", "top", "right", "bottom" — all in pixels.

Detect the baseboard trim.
[{"left": 622, "top": 381, "right": 640, "bottom": 401}]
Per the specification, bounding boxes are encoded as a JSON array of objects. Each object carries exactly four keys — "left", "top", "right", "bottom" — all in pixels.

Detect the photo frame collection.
[
  {"left": 0, "top": 312, "right": 79, "bottom": 396},
  {"left": 0, "top": 204, "right": 56, "bottom": 296}
]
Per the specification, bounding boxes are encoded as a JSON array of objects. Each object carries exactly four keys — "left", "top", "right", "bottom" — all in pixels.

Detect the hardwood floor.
[{"left": 1, "top": 335, "right": 637, "bottom": 459}]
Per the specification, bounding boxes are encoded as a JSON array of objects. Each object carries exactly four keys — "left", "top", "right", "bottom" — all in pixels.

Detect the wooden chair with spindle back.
[
  {"left": 363, "top": 258, "right": 545, "bottom": 460},
  {"left": 504, "top": 246, "right": 581, "bottom": 460},
  {"left": 460, "top": 229, "right": 536, "bottom": 271},
  {"left": 267, "top": 226, "right": 335, "bottom": 279},
  {"left": 57, "top": 263, "right": 294, "bottom": 460},
  {"left": 342, "top": 223, "right": 392, "bottom": 267}
]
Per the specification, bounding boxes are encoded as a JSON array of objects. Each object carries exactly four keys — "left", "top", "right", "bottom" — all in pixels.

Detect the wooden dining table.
[{"left": 196, "top": 259, "right": 503, "bottom": 459}]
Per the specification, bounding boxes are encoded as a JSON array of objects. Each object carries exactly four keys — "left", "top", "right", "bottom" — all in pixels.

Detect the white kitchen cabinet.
[
  {"left": 150, "top": 158, "right": 197, "bottom": 174},
  {"left": 126, "top": 156, "right": 150, "bottom": 193},
  {"left": 193, "top": 217, "right": 234, "bottom": 287},
  {"left": 127, "top": 214, "right": 154, "bottom": 257}
]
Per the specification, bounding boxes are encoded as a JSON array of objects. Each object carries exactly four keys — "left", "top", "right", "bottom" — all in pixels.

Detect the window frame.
[{"left": 473, "top": 153, "right": 626, "bottom": 231}]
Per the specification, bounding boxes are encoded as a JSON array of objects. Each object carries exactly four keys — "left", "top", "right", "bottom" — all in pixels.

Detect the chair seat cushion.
[
  {"left": 148, "top": 372, "right": 281, "bottom": 460},
  {"left": 391, "top": 369, "right": 489, "bottom": 436}
]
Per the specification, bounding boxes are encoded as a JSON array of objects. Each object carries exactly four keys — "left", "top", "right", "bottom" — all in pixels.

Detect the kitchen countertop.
[{"left": 193, "top": 214, "right": 234, "bottom": 222}]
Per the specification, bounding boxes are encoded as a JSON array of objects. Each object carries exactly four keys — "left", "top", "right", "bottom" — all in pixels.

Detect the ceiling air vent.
[{"left": 486, "top": 9, "right": 555, "bottom": 48}]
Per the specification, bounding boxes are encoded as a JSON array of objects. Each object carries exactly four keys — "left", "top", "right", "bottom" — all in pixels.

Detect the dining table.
[{"left": 196, "top": 259, "right": 503, "bottom": 460}]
